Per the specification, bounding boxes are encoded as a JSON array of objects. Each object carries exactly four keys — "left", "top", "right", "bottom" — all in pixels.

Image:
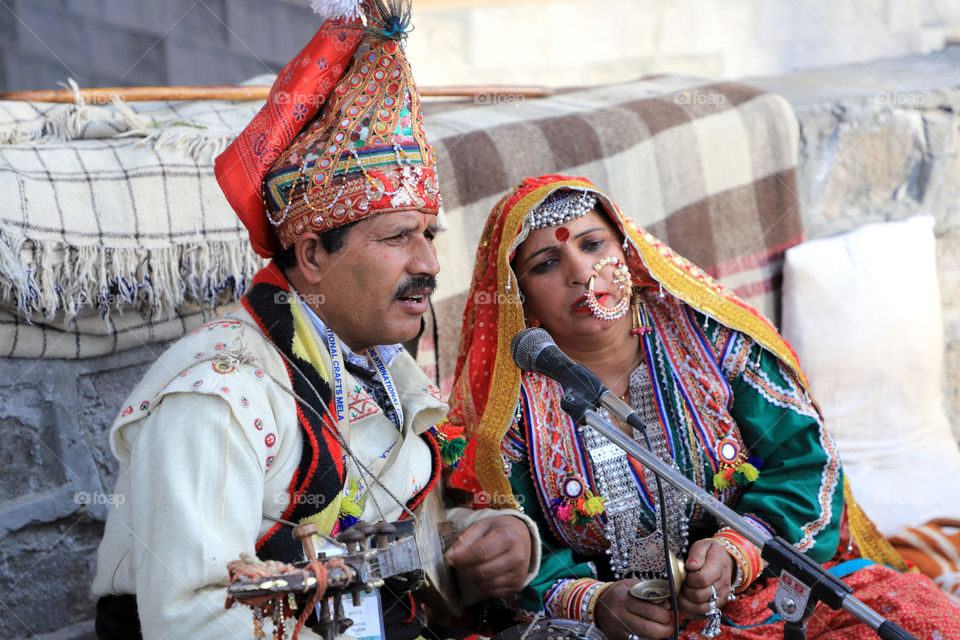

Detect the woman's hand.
[
  {"left": 595, "top": 579, "right": 676, "bottom": 640},
  {"left": 677, "top": 539, "right": 735, "bottom": 620}
]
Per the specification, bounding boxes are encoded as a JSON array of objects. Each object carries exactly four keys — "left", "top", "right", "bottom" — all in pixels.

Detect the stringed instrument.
[{"left": 227, "top": 488, "right": 461, "bottom": 640}]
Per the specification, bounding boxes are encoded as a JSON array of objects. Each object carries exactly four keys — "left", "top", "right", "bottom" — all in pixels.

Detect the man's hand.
[
  {"left": 677, "top": 539, "right": 735, "bottom": 620},
  {"left": 444, "top": 515, "right": 531, "bottom": 598}
]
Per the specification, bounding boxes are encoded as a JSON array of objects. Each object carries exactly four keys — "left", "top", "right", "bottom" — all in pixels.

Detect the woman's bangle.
[{"left": 708, "top": 527, "right": 766, "bottom": 593}]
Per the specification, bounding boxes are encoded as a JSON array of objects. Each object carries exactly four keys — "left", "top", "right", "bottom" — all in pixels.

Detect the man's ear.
[{"left": 293, "top": 232, "right": 326, "bottom": 285}]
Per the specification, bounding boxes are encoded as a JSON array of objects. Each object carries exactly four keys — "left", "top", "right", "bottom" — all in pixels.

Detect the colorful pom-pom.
[
  {"left": 737, "top": 461, "right": 760, "bottom": 483},
  {"left": 713, "top": 472, "right": 730, "bottom": 490},
  {"left": 555, "top": 503, "right": 574, "bottom": 523},
  {"left": 440, "top": 436, "right": 467, "bottom": 467},
  {"left": 581, "top": 495, "right": 606, "bottom": 517}
]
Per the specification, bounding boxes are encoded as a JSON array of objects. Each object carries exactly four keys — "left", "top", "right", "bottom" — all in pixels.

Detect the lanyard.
[
  {"left": 366, "top": 346, "right": 404, "bottom": 429},
  {"left": 325, "top": 327, "right": 348, "bottom": 425},
  {"left": 324, "top": 328, "right": 404, "bottom": 429}
]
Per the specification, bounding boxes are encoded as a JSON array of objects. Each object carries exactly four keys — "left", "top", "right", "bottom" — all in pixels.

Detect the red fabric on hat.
[{"left": 215, "top": 19, "right": 363, "bottom": 258}]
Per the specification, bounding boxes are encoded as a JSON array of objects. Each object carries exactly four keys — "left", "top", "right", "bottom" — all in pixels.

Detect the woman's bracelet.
[
  {"left": 707, "top": 527, "right": 766, "bottom": 593},
  {"left": 545, "top": 578, "right": 613, "bottom": 622}
]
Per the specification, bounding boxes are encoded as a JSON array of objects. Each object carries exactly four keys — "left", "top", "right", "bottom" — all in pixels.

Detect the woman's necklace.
[{"left": 578, "top": 336, "right": 691, "bottom": 580}]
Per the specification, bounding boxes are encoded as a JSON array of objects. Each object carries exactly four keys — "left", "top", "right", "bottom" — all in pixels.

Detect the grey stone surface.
[
  {"left": 0, "top": 518, "right": 103, "bottom": 639},
  {"left": 0, "top": 344, "right": 165, "bottom": 637},
  {"left": 87, "top": 22, "right": 168, "bottom": 86}
]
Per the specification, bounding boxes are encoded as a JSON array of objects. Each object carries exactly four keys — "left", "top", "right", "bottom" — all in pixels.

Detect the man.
[{"left": 91, "top": 4, "right": 538, "bottom": 638}]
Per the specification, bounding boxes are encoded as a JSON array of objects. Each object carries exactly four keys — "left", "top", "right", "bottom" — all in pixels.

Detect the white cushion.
[{"left": 781, "top": 216, "right": 960, "bottom": 536}]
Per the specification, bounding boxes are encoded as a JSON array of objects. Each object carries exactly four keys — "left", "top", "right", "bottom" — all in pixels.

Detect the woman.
[{"left": 443, "top": 175, "right": 960, "bottom": 639}]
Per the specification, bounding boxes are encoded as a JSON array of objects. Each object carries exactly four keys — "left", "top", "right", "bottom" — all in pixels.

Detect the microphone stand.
[{"left": 559, "top": 389, "right": 916, "bottom": 640}]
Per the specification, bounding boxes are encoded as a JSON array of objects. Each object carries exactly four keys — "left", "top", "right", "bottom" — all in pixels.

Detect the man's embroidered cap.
[{"left": 215, "top": 0, "right": 440, "bottom": 258}]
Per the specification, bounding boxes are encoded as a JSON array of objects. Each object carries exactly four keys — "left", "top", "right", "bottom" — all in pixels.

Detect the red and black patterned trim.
[{"left": 243, "top": 262, "right": 345, "bottom": 562}]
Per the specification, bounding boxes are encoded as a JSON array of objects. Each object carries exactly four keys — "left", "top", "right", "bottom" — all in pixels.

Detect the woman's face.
[{"left": 513, "top": 208, "right": 630, "bottom": 345}]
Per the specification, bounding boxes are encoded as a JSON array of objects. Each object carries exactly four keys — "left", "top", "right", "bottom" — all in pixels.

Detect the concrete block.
[
  {"left": 87, "top": 22, "right": 168, "bottom": 85},
  {"left": 224, "top": 0, "right": 320, "bottom": 68},
  {"left": 33, "top": 619, "right": 96, "bottom": 640},
  {"left": 83, "top": 0, "right": 223, "bottom": 42},
  {"left": 0, "top": 2, "right": 16, "bottom": 47},
  {"left": 405, "top": 11, "right": 470, "bottom": 84},
  {"left": 464, "top": 4, "right": 550, "bottom": 71},
  {"left": 1, "top": 50, "right": 92, "bottom": 91},
  {"left": 77, "top": 360, "right": 157, "bottom": 491},
  {"left": 0, "top": 394, "right": 69, "bottom": 504},
  {"left": 165, "top": 36, "right": 277, "bottom": 86},
  {"left": 12, "top": 4, "right": 93, "bottom": 77}
]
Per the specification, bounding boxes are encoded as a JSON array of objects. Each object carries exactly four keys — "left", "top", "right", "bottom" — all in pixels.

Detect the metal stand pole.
[{"left": 558, "top": 390, "right": 916, "bottom": 640}]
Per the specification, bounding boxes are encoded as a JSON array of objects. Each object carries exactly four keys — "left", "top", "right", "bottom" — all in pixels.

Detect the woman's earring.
[{"left": 526, "top": 316, "right": 541, "bottom": 328}]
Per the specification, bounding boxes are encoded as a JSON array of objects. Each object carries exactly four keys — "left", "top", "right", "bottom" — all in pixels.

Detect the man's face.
[{"left": 309, "top": 210, "right": 439, "bottom": 352}]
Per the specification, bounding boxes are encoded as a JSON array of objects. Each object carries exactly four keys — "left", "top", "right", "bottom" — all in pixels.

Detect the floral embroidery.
[
  {"left": 254, "top": 418, "right": 264, "bottom": 430},
  {"left": 192, "top": 380, "right": 204, "bottom": 388},
  {"left": 347, "top": 386, "right": 380, "bottom": 421},
  {"left": 265, "top": 433, "right": 276, "bottom": 447},
  {"left": 121, "top": 406, "right": 133, "bottom": 417},
  {"left": 240, "top": 396, "right": 250, "bottom": 408},
  {"left": 139, "top": 401, "right": 150, "bottom": 411}
]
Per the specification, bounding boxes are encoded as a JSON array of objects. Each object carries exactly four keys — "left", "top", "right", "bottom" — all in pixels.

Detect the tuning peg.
[
  {"left": 374, "top": 521, "right": 396, "bottom": 549},
  {"left": 352, "top": 521, "right": 377, "bottom": 550},
  {"left": 292, "top": 522, "right": 320, "bottom": 561},
  {"left": 336, "top": 526, "right": 365, "bottom": 552}
]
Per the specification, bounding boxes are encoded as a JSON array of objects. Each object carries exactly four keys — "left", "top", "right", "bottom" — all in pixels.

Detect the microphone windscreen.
[{"left": 510, "top": 327, "right": 553, "bottom": 371}]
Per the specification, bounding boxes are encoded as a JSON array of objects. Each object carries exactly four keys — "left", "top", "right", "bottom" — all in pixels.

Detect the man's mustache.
[{"left": 394, "top": 275, "right": 437, "bottom": 299}]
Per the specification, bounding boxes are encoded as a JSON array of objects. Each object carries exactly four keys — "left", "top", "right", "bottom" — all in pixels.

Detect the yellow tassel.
[
  {"left": 737, "top": 462, "right": 760, "bottom": 483},
  {"left": 340, "top": 478, "right": 364, "bottom": 517},
  {"left": 713, "top": 472, "right": 730, "bottom": 490},
  {"left": 582, "top": 495, "right": 605, "bottom": 516},
  {"left": 340, "top": 497, "right": 363, "bottom": 517}
]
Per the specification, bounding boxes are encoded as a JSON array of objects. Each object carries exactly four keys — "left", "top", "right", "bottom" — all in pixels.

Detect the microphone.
[{"left": 510, "top": 327, "right": 640, "bottom": 429}]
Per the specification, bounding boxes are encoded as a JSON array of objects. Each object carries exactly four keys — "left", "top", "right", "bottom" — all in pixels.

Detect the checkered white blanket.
[{"left": 0, "top": 76, "right": 801, "bottom": 361}]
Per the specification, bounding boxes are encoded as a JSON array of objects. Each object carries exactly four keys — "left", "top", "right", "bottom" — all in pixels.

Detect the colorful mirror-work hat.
[{"left": 215, "top": 0, "right": 440, "bottom": 258}]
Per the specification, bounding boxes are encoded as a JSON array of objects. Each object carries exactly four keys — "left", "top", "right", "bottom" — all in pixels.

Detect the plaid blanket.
[
  {"left": 418, "top": 78, "right": 803, "bottom": 390},
  {"left": 0, "top": 89, "right": 267, "bottom": 358},
  {"left": 0, "top": 77, "right": 801, "bottom": 362}
]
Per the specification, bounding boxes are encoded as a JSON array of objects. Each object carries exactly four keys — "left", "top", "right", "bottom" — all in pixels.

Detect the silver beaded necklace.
[{"left": 579, "top": 362, "right": 692, "bottom": 579}]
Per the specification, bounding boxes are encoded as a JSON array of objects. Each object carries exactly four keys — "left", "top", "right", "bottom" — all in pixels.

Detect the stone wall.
[
  {"left": 0, "top": 345, "right": 162, "bottom": 639},
  {"left": 407, "top": 0, "right": 960, "bottom": 86},
  {"left": 748, "top": 48, "right": 960, "bottom": 439},
  {"left": 2, "top": 0, "right": 960, "bottom": 92}
]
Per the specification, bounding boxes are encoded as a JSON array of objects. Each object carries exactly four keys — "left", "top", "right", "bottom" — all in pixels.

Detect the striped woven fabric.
[
  {"left": 415, "top": 77, "right": 803, "bottom": 391},
  {"left": 889, "top": 518, "right": 960, "bottom": 603},
  {"left": 0, "top": 76, "right": 801, "bottom": 361}
]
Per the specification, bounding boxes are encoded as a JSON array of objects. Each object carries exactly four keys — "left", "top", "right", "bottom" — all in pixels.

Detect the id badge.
[{"left": 317, "top": 590, "right": 384, "bottom": 640}]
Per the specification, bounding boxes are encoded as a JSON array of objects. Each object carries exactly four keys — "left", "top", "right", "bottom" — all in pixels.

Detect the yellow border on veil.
[{"left": 472, "top": 178, "right": 810, "bottom": 508}]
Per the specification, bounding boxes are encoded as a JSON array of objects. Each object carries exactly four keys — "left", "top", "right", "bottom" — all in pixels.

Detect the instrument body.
[{"left": 227, "top": 491, "right": 462, "bottom": 620}]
